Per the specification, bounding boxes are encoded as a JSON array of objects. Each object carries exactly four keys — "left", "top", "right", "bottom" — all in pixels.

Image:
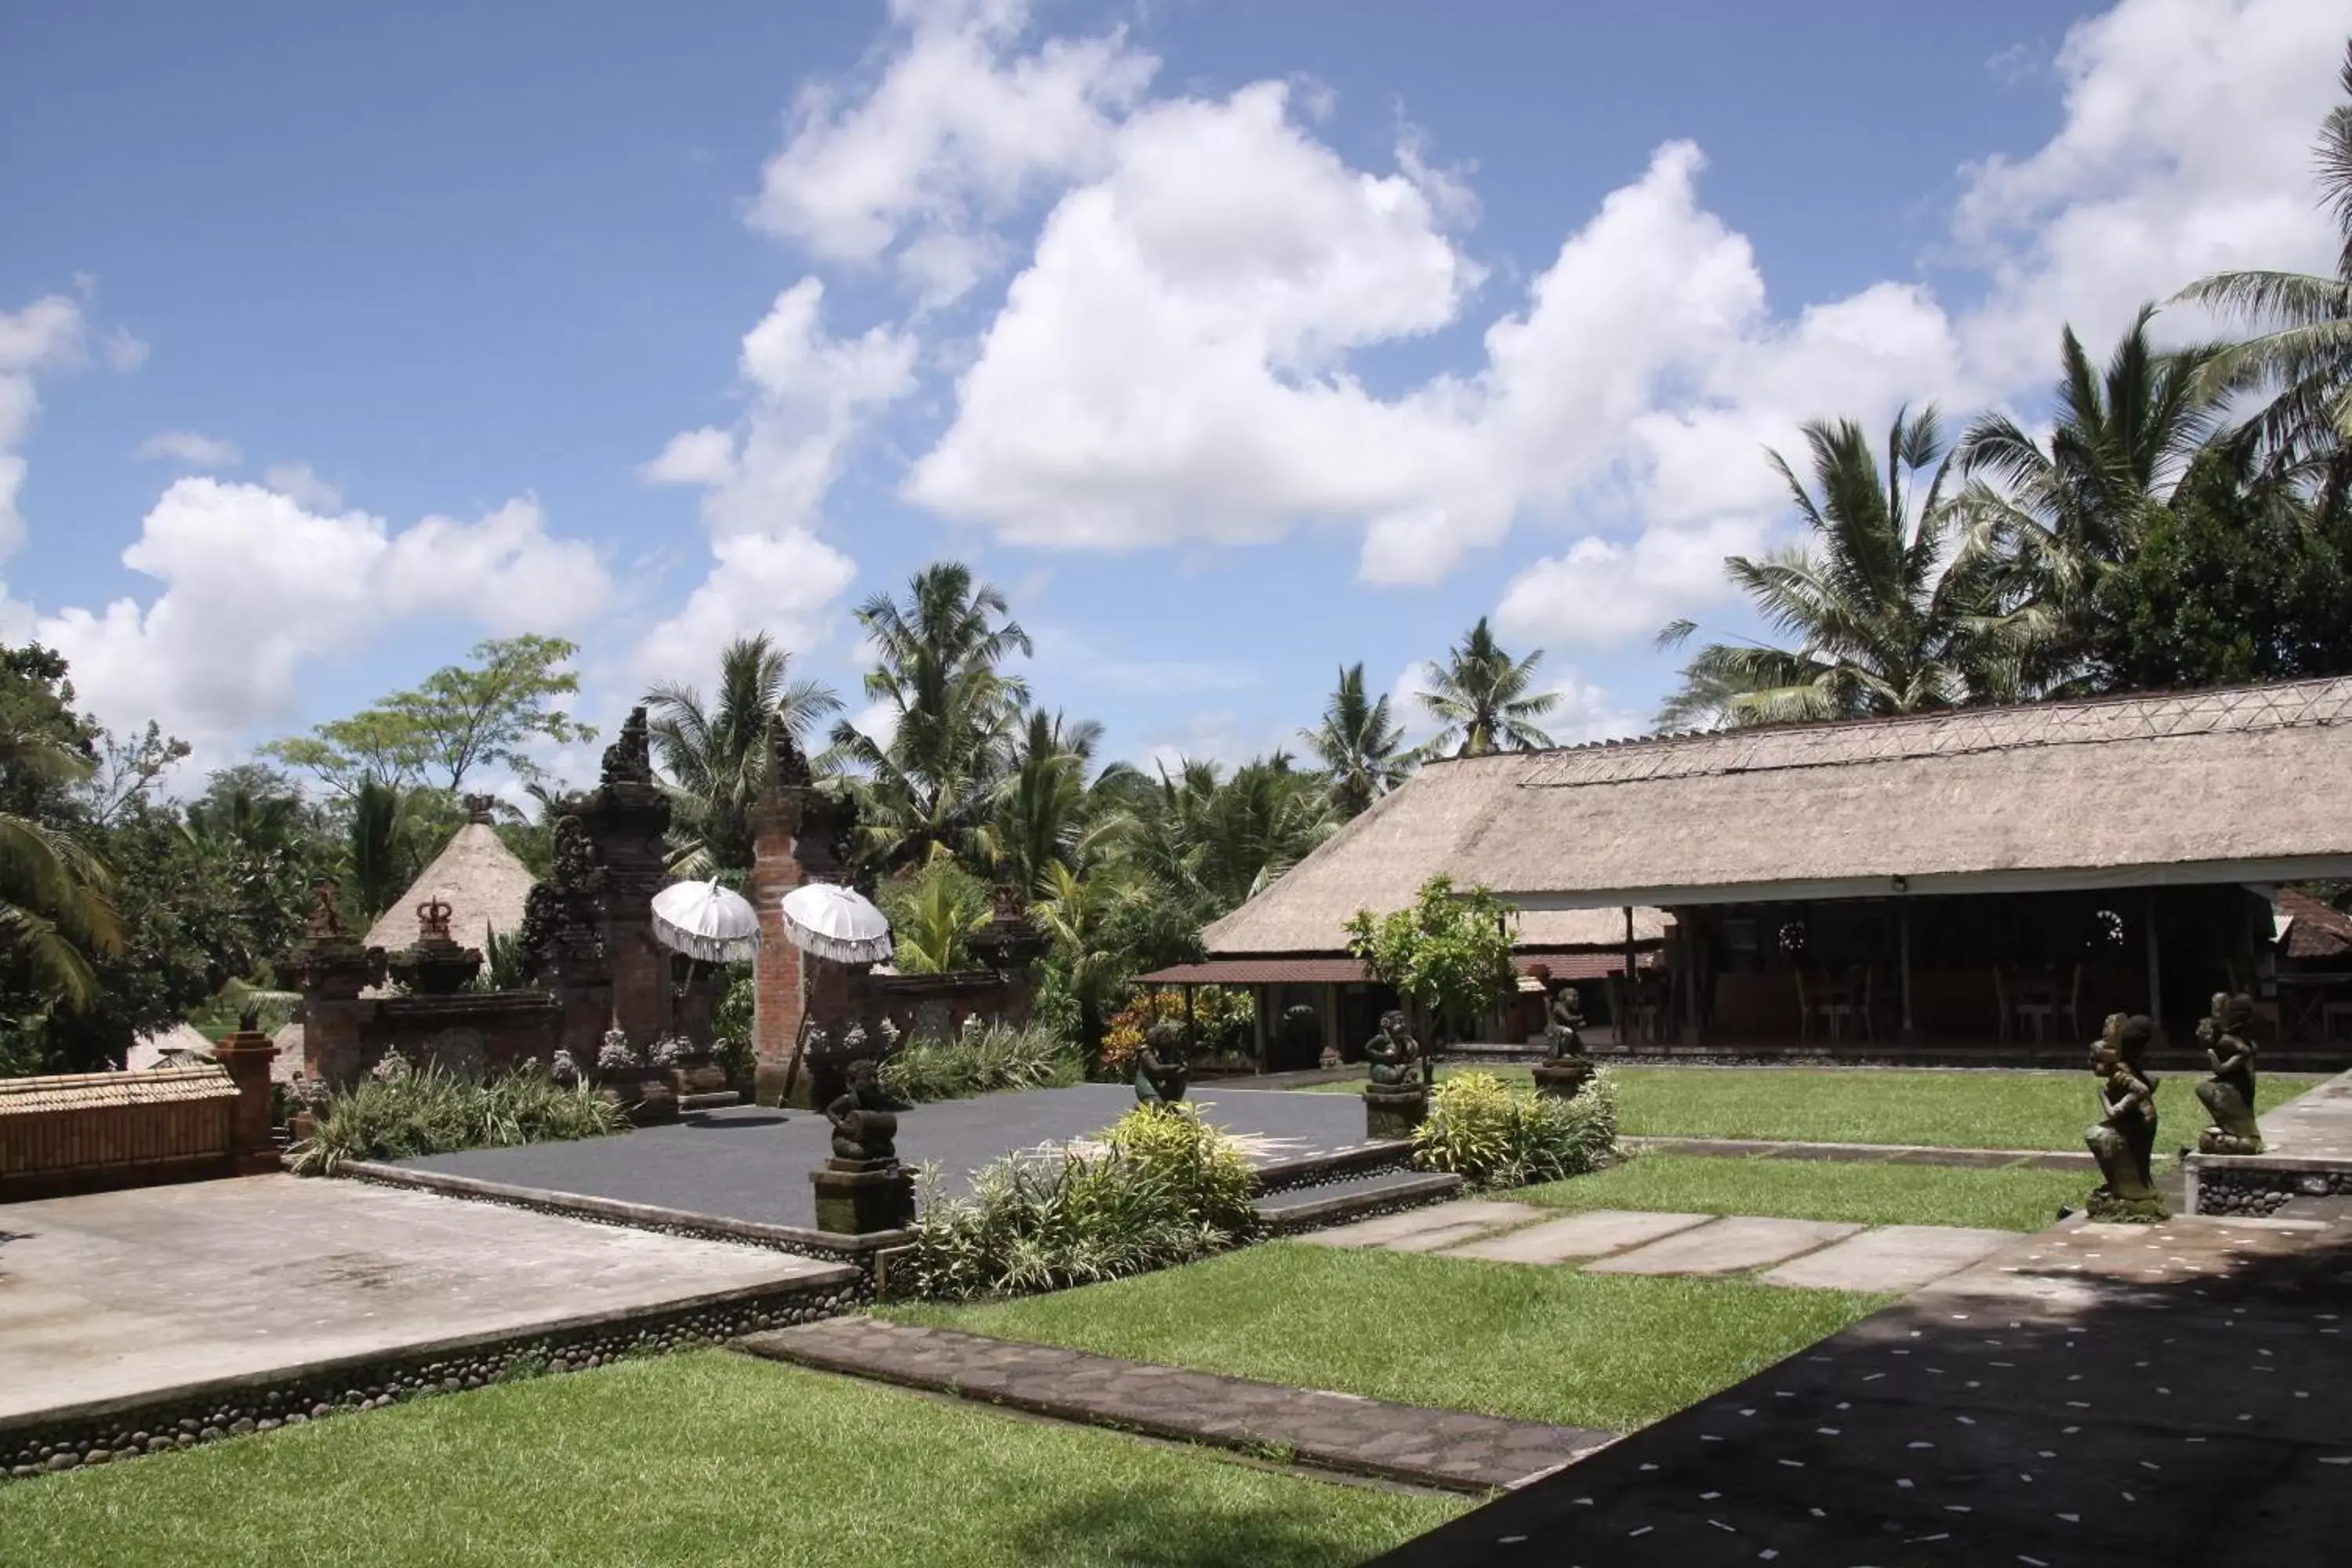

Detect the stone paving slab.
[
  {"left": 1294, "top": 1199, "right": 1546, "bottom": 1250},
  {"left": 1584, "top": 1216, "right": 1861, "bottom": 1277},
  {"left": 0, "top": 1175, "right": 852, "bottom": 1425},
  {"left": 1440, "top": 1210, "right": 1715, "bottom": 1265},
  {"left": 1368, "top": 1211, "right": 2352, "bottom": 1567},
  {"left": 1761, "top": 1225, "right": 2020, "bottom": 1293},
  {"left": 741, "top": 1318, "right": 1616, "bottom": 1492}
]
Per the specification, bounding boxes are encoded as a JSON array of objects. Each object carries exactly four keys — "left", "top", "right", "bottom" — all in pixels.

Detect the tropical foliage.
[
  {"left": 1412, "top": 1069, "right": 1620, "bottom": 1190},
  {"left": 288, "top": 1062, "right": 629, "bottom": 1176},
  {"left": 902, "top": 1103, "right": 1254, "bottom": 1301},
  {"left": 1417, "top": 619, "right": 1558, "bottom": 757},
  {"left": 1345, "top": 874, "right": 1520, "bottom": 1047},
  {"left": 875, "top": 1018, "right": 1084, "bottom": 1103},
  {"left": 1300, "top": 662, "right": 1410, "bottom": 817},
  {"left": 644, "top": 632, "right": 841, "bottom": 880}
]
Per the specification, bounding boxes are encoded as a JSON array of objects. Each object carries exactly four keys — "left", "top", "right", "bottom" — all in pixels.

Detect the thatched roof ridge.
[
  {"left": 1210, "top": 676, "right": 2352, "bottom": 929},
  {"left": 1202, "top": 775, "right": 1668, "bottom": 956},
  {"left": 364, "top": 822, "right": 539, "bottom": 951}
]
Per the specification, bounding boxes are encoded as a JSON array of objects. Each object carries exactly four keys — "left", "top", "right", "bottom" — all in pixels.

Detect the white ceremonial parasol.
[
  {"left": 777, "top": 880, "right": 894, "bottom": 965},
  {"left": 649, "top": 879, "right": 763, "bottom": 964}
]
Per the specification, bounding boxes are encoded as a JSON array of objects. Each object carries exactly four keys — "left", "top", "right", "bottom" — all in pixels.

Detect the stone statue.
[
  {"left": 811, "top": 1058, "right": 916, "bottom": 1233},
  {"left": 825, "top": 1059, "right": 901, "bottom": 1163},
  {"left": 304, "top": 878, "right": 350, "bottom": 941},
  {"left": 2194, "top": 992, "right": 2264, "bottom": 1155},
  {"left": 2084, "top": 1012, "right": 2165, "bottom": 1221},
  {"left": 1363, "top": 1010, "right": 1430, "bottom": 1138},
  {"left": 1134, "top": 1018, "right": 1189, "bottom": 1106},
  {"left": 1534, "top": 985, "right": 1596, "bottom": 1098},
  {"left": 1544, "top": 985, "right": 1588, "bottom": 1061},
  {"left": 1364, "top": 1011, "right": 1423, "bottom": 1091},
  {"left": 599, "top": 705, "right": 655, "bottom": 787}
]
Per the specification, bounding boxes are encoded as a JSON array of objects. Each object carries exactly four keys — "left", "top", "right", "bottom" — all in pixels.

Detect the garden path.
[
  {"left": 1298, "top": 1199, "right": 2024, "bottom": 1293},
  {"left": 739, "top": 1317, "right": 1616, "bottom": 1492}
]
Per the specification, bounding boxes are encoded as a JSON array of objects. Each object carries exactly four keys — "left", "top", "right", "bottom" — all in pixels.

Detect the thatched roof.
[
  {"left": 364, "top": 822, "right": 539, "bottom": 951},
  {"left": 1209, "top": 677, "right": 2352, "bottom": 927}
]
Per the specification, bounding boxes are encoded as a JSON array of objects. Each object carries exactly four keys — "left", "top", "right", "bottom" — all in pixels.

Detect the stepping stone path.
[
  {"left": 1300, "top": 1201, "right": 2029, "bottom": 1292},
  {"left": 740, "top": 1319, "right": 1616, "bottom": 1492},
  {"left": 1763, "top": 1225, "right": 2019, "bottom": 1293}
]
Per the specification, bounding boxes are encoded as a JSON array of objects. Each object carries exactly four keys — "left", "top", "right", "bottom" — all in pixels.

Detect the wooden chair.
[{"left": 1798, "top": 967, "right": 1869, "bottom": 1044}]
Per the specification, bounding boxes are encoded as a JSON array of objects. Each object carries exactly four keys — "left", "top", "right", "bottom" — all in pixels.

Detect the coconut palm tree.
[
  {"left": 1300, "top": 663, "right": 1410, "bottom": 818},
  {"left": 1955, "top": 311, "right": 2231, "bottom": 689},
  {"left": 2174, "top": 43, "right": 2352, "bottom": 494},
  {"left": 0, "top": 723, "right": 121, "bottom": 1007},
  {"left": 1660, "top": 406, "right": 2028, "bottom": 727},
  {"left": 830, "top": 564, "right": 1032, "bottom": 873},
  {"left": 644, "top": 633, "right": 842, "bottom": 880},
  {"left": 982, "top": 710, "right": 1103, "bottom": 897},
  {"left": 1030, "top": 861, "right": 1128, "bottom": 1051},
  {"left": 1417, "top": 619, "right": 1559, "bottom": 757}
]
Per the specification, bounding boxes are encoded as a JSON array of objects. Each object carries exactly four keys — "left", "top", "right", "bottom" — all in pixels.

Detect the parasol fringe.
[
  {"left": 650, "top": 917, "right": 761, "bottom": 964},
  {"left": 786, "top": 925, "right": 894, "bottom": 964}
]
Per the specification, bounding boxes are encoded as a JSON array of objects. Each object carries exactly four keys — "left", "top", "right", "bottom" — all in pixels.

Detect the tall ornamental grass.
[
  {"left": 1413, "top": 1069, "right": 1618, "bottom": 1189},
  {"left": 877, "top": 1020, "right": 1084, "bottom": 1103},
  {"left": 904, "top": 1104, "right": 1256, "bottom": 1301},
  {"left": 289, "top": 1065, "right": 629, "bottom": 1176}
]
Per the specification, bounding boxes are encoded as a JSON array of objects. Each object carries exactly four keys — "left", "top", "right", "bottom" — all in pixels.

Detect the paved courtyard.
[
  {"left": 1299, "top": 1199, "right": 2024, "bottom": 1293},
  {"left": 387, "top": 1083, "right": 1389, "bottom": 1231},
  {"left": 0, "top": 1175, "right": 851, "bottom": 1425}
]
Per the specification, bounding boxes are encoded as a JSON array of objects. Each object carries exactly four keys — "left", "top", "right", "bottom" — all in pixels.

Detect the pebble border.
[
  {"left": 2186, "top": 1160, "right": 2352, "bottom": 1216},
  {"left": 2, "top": 1276, "right": 861, "bottom": 1481}
]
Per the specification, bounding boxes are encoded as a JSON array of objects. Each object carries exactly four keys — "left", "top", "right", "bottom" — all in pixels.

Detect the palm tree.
[
  {"left": 1955, "top": 310, "right": 2230, "bottom": 688},
  {"left": 1661, "top": 406, "right": 2026, "bottom": 726},
  {"left": 644, "top": 633, "right": 842, "bottom": 880},
  {"left": 830, "top": 563, "right": 1032, "bottom": 873},
  {"left": 1030, "top": 861, "right": 1127, "bottom": 1050},
  {"left": 983, "top": 710, "right": 1103, "bottom": 897},
  {"left": 1417, "top": 619, "right": 1559, "bottom": 757},
  {"left": 2174, "top": 43, "right": 2352, "bottom": 495},
  {"left": 344, "top": 776, "right": 408, "bottom": 924},
  {"left": 1300, "top": 663, "right": 1410, "bottom": 818},
  {"left": 0, "top": 723, "right": 121, "bottom": 1007},
  {"left": 884, "top": 858, "right": 990, "bottom": 975}
]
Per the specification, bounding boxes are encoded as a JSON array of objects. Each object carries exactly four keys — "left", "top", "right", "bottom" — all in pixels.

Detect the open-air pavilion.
[{"left": 1181, "top": 677, "right": 2352, "bottom": 1066}]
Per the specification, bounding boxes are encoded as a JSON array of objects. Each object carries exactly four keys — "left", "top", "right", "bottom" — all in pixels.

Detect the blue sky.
[{"left": 0, "top": 0, "right": 2342, "bottom": 788}]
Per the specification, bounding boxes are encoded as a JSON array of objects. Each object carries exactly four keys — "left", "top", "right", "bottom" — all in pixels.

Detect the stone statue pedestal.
[
  {"left": 1532, "top": 1060, "right": 1593, "bottom": 1099},
  {"left": 811, "top": 1157, "right": 916, "bottom": 1235},
  {"left": 1366, "top": 1086, "right": 1428, "bottom": 1142},
  {"left": 666, "top": 1060, "right": 730, "bottom": 1102}
]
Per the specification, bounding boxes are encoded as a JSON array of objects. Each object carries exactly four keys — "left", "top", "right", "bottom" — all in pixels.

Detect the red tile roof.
[
  {"left": 2278, "top": 887, "right": 2352, "bottom": 960},
  {"left": 1140, "top": 952, "right": 1631, "bottom": 986}
]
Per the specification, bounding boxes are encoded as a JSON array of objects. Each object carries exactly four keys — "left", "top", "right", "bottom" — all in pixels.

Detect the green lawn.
[
  {"left": 1518, "top": 1151, "right": 2090, "bottom": 1231},
  {"left": 0, "top": 1353, "right": 1454, "bottom": 1568},
  {"left": 885, "top": 1242, "right": 1883, "bottom": 1435},
  {"left": 1296, "top": 1065, "right": 2324, "bottom": 1150}
]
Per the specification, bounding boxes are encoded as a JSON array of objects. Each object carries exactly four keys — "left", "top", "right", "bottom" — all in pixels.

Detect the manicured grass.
[
  {"left": 884, "top": 1242, "right": 1884, "bottom": 1435},
  {"left": 1518, "top": 1152, "right": 2091, "bottom": 1231},
  {"left": 0, "top": 1352, "right": 1454, "bottom": 1568},
  {"left": 1298, "top": 1065, "right": 2325, "bottom": 1150}
]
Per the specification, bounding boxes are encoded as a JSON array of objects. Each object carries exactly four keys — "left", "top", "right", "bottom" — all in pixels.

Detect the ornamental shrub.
[
  {"left": 1412, "top": 1069, "right": 1617, "bottom": 1189},
  {"left": 289, "top": 1064, "right": 629, "bottom": 1176},
  {"left": 903, "top": 1103, "right": 1255, "bottom": 1300},
  {"left": 1098, "top": 986, "right": 1256, "bottom": 1073},
  {"left": 876, "top": 1020, "right": 1084, "bottom": 1103}
]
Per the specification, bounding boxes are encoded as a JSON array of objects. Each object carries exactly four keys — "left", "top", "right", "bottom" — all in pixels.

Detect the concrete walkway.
[
  {"left": 1298, "top": 1199, "right": 2024, "bottom": 1294},
  {"left": 0, "top": 1175, "right": 852, "bottom": 1425},
  {"left": 741, "top": 1317, "right": 1616, "bottom": 1492},
  {"left": 1370, "top": 1207, "right": 2352, "bottom": 1566}
]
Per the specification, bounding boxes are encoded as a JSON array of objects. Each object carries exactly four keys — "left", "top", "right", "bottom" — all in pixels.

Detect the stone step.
[
  {"left": 1251, "top": 1169, "right": 1465, "bottom": 1235},
  {"left": 678, "top": 1091, "right": 744, "bottom": 1112}
]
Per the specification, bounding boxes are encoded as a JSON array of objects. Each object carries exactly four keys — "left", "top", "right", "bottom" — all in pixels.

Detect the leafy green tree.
[
  {"left": 1659, "top": 407, "right": 2026, "bottom": 727},
  {"left": 1417, "top": 619, "right": 1558, "bottom": 757},
  {"left": 1300, "top": 662, "right": 1410, "bottom": 818},
  {"left": 1030, "top": 860, "right": 1131, "bottom": 1053},
  {"left": 1955, "top": 310, "right": 2230, "bottom": 690},
  {"left": 2103, "top": 443, "right": 2352, "bottom": 690},
  {"left": 1344, "top": 874, "right": 1519, "bottom": 1049},
  {"left": 268, "top": 635, "right": 594, "bottom": 797},
  {"left": 0, "top": 728, "right": 121, "bottom": 1010},
  {"left": 184, "top": 764, "right": 334, "bottom": 970},
  {"left": 644, "top": 632, "right": 842, "bottom": 880},
  {"left": 831, "top": 564, "right": 1031, "bottom": 873}
]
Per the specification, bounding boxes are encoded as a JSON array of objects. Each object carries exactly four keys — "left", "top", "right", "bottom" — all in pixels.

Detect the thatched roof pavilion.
[{"left": 365, "top": 817, "right": 539, "bottom": 953}]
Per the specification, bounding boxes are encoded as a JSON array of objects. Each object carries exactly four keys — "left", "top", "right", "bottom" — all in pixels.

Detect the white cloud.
[
  {"left": 0, "top": 292, "right": 90, "bottom": 561},
  {"left": 909, "top": 81, "right": 1481, "bottom": 554},
  {"left": 751, "top": 0, "right": 1156, "bottom": 305},
  {"left": 636, "top": 278, "right": 916, "bottom": 685},
  {"left": 102, "top": 328, "right": 148, "bottom": 373},
  {"left": 136, "top": 429, "right": 241, "bottom": 466},
  {"left": 31, "top": 478, "right": 612, "bottom": 757},
  {"left": 261, "top": 461, "right": 343, "bottom": 511}
]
